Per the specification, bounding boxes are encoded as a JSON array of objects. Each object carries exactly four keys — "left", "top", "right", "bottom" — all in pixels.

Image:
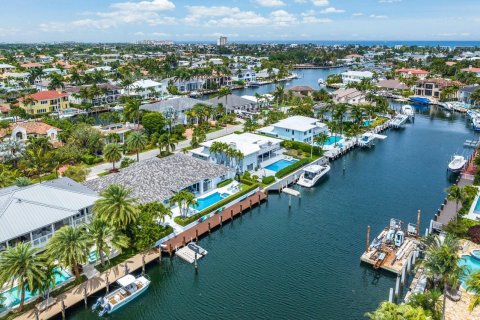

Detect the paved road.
[{"left": 86, "top": 122, "right": 244, "bottom": 180}]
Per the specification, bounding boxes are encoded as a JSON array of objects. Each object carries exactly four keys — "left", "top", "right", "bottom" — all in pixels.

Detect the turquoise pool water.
[
  {"left": 194, "top": 192, "right": 230, "bottom": 211},
  {"left": 474, "top": 197, "right": 480, "bottom": 213},
  {"left": 0, "top": 268, "right": 72, "bottom": 310},
  {"left": 324, "top": 135, "right": 342, "bottom": 146},
  {"left": 265, "top": 159, "right": 298, "bottom": 172},
  {"left": 458, "top": 255, "right": 480, "bottom": 288},
  {"left": 363, "top": 120, "right": 373, "bottom": 127}
]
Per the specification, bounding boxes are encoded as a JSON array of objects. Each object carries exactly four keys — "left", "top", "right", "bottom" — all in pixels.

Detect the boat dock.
[
  {"left": 162, "top": 191, "right": 267, "bottom": 254},
  {"left": 175, "top": 245, "right": 207, "bottom": 264},
  {"left": 464, "top": 139, "right": 480, "bottom": 148}
]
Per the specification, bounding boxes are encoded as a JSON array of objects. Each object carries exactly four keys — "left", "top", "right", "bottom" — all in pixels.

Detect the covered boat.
[
  {"left": 297, "top": 164, "right": 330, "bottom": 188},
  {"left": 448, "top": 155, "right": 467, "bottom": 172},
  {"left": 409, "top": 97, "right": 431, "bottom": 105}
]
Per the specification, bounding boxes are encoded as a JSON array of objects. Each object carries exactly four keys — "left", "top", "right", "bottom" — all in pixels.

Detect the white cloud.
[
  {"left": 311, "top": 0, "right": 329, "bottom": 6},
  {"left": 352, "top": 12, "right": 364, "bottom": 16},
  {"left": 320, "top": 7, "right": 345, "bottom": 14},
  {"left": 270, "top": 10, "right": 297, "bottom": 26},
  {"left": 370, "top": 14, "right": 388, "bottom": 19},
  {"left": 301, "top": 10, "right": 332, "bottom": 23},
  {"left": 434, "top": 32, "right": 470, "bottom": 37},
  {"left": 294, "top": 0, "right": 307, "bottom": 3},
  {"left": 253, "top": 0, "right": 285, "bottom": 7},
  {"left": 111, "top": 0, "right": 175, "bottom": 11},
  {"left": 378, "top": 0, "right": 401, "bottom": 3}
]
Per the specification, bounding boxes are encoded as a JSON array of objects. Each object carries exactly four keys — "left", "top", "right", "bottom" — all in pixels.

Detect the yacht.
[
  {"left": 93, "top": 274, "right": 150, "bottom": 316},
  {"left": 388, "top": 114, "right": 409, "bottom": 129},
  {"left": 447, "top": 155, "right": 467, "bottom": 173},
  {"left": 246, "top": 81, "right": 260, "bottom": 88},
  {"left": 401, "top": 105, "right": 414, "bottom": 121},
  {"left": 297, "top": 164, "right": 330, "bottom": 188},
  {"left": 358, "top": 132, "right": 376, "bottom": 148}
]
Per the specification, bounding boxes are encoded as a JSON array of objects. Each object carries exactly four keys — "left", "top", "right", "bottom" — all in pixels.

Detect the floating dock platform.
[{"left": 176, "top": 244, "right": 208, "bottom": 264}]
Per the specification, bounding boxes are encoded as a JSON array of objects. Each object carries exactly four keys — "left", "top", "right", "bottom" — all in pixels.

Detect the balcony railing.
[{"left": 31, "top": 233, "right": 53, "bottom": 249}]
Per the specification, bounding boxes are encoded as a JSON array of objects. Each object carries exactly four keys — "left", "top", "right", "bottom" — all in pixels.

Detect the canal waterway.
[{"left": 66, "top": 70, "right": 476, "bottom": 320}]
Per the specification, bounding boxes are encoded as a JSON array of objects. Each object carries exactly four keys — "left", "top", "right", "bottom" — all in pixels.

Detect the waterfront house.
[
  {"left": 140, "top": 96, "right": 212, "bottom": 125},
  {"left": 85, "top": 66, "right": 112, "bottom": 74},
  {"left": 257, "top": 115, "right": 328, "bottom": 143},
  {"left": 123, "top": 79, "right": 168, "bottom": 99},
  {"left": 0, "top": 177, "right": 99, "bottom": 252},
  {"left": 230, "top": 68, "right": 256, "bottom": 83},
  {"left": 190, "top": 132, "right": 283, "bottom": 173},
  {"left": 66, "top": 83, "right": 122, "bottom": 106},
  {"left": 460, "top": 66, "right": 480, "bottom": 77},
  {"left": 376, "top": 79, "right": 408, "bottom": 91},
  {"left": 85, "top": 153, "right": 234, "bottom": 205},
  {"left": 18, "top": 90, "right": 70, "bottom": 115},
  {"left": 94, "top": 122, "right": 139, "bottom": 144},
  {"left": 459, "top": 85, "right": 480, "bottom": 106},
  {"left": 395, "top": 68, "right": 429, "bottom": 80},
  {"left": 341, "top": 71, "right": 373, "bottom": 84},
  {"left": 287, "top": 86, "right": 315, "bottom": 97},
  {"left": 331, "top": 88, "right": 367, "bottom": 105},
  {"left": 0, "top": 63, "right": 15, "bottom": 74},
  {"left": 208, "top": 94, "right": 259, "bottom": 115},
  {"left": 42, "top": 67, "right": 65, "bottom": 76},
  {"left": 414, "top": 79, "right": 463, "bottom": 101},
  {"left": 20, "top": 62, "right": 44, "bottom": 70},
  {"left": 0, "top": 121, "right": 60, "bottom": 143}
]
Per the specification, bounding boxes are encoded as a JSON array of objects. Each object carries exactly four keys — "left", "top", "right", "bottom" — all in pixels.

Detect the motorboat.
[
  {"left": 297, "top": 164, "right": 330, "bottom": 188},
  {"left": 357, "top": 132, "right": 376, "bottom": 148},
  {"left": 448, "top": 155, "right": 467, "bottom": 172},
  {"left": 473, "top": 116, "right": 480, "bottom": 131},
  {"left": 187, "top": 242, "right": 208, "bottom": 256},
  {"left": 317, "top": 78, "right": 326, "bottom": 87},
  {"left": 50, "top": 108, "right": 87, "bottom": 119},
  {"left": 246, "top": 81, "right": 260, "bottom": 88},
  {"left": 92, "top": 274, "right": 150, "bottom": 316},
  {"left": 388, "top": 114, "right": 409, "bottom": 129},
  {"left": 401, "top": 105, "right": 414, "bottom": 121},
  {"left": 409, "top": 96, "right": 431, "bottom": 105}
]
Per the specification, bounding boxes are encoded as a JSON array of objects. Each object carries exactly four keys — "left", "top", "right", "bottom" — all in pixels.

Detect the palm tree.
[
  {"left": 365, "top": 301, "right": 429, "bottom": 320},
  {"left": 94, "top": 184, "right": 139, "bottom": 228},
  {"left": 467, "top": 271, "right": 480, "bottom": 311},
  {"left": 103, "top": 143, "right": 122, "bottom": 171},
  {"left": 124, "top": 97, "right": 142, "bottom": 128},
  {"left": 31, "top": 260, "right": 62, "bottom": 302},
  {"left": 46, "top": 225, "right": 91, "bottom": 280},
  {"left": 158, "top": 134, "right": 178, "bottom": 154},
  {"left": 470, "top": 89, "right": 480, "bottom": 108},
  {"left": 85, "top": 216, "right": 129, "bottom": 267},
  {"left": 273, "top": 85, "right": 285, "bottom": 105},
  {"left": 446, "top": 185, "right": 466, "bottom": 214},
  {"left": 126, "top": 132, "right": 147, "bottom": 162},
  {"left": 215, "top": 87, "right": 232, "bottom": 116},
  {"left": 169, "top": 190, "right": 197, "bottom": 217},
  {"left": 0, "top": 243, "right": 45, "bottom": 311}
]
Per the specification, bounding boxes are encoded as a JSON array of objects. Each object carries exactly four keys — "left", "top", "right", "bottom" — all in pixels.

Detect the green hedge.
[
  {"left": 217, "top": 178, "right": 233, "bottom": 188},
  {"left": 174, "top": 183, "right": 259, "bottom": 226},
  {"left": 262, "top": 175, "right": 276, "bottom": 185},
  {"left": 240, "top": 178, "right": 256, "bottom": 186},
  {"left": 281, "top": 140, "right": 323, "bottom": 156},
  {"left": 275, "top": 158, "right": 312, "bottom": 178}
]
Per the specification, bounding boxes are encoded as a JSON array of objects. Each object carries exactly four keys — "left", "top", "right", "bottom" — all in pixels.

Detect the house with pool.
[
  {"left": 0, "top": 177, "right": 99, "bottom": 252},
  {"left": 190, "top": 132, "right": 283, "bottom": 173},
  {"left": 256, "top": 116, "right": 328, "bottom": 144}
]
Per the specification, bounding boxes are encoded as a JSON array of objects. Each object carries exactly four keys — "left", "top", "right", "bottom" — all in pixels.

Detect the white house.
[
  {"left": 257, "top": 116, "right": 328, "bottom": 143},
  {"left": 231, "top": 69, "right": 257, "bottom": 82},
  {"left": 123, "top": 79, "right": 168, "bottom": 99},
  {"left": 190, "top": 133, "right": 283, "bottom": 173},
  {"left": 341, "top": 71, "right": 373, "bottom": 84},
  {"left": 331, "top": 88, "right": 367, "bottom": 105},
  {"left": 85, "top": 66, "right": 112, "bottom": 74}
]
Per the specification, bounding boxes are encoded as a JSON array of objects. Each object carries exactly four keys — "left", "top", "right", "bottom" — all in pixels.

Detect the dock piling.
[
  {"left": 220, "top": 215, "right": 223, "bottom": 227},
  {"left": 366, "top": 225, "right": 371, "bottom": 253},
  {"left": 158, "top": 245, "right": 162, "bottom": 263},
  {"left": 416, "top": 210, "right": 421, "bottom": 236},
  {"left": 194, "top": 252, "right": 198, "bottom": 274},
  {"left": 61, "top": 300, "right": 66, "bottom": 319},
  {"left": 395, "top": 275, "right": 400, "bottom": 298},
  {"left": 105, "top": 273, "right": 110, "bottom": 293},
  {"left": 401, "top": 265, "right": 406, "bottom": 286},
  {"left": 195, "top": 229, "right": 199, "bottom": 242},
  {"left": 208, "top": 222, "right": 211, "bottom": 233},
  {"left": 389, "top": 288, "right": 394, "bottom": 303},
  {"left": 83, "top": 285, "right": 88, "bottom": 308}
]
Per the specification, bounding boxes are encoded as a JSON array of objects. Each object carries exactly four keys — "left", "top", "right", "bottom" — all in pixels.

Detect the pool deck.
[{"left": 162, "top": 191, "right": 268, "bottom": 254}]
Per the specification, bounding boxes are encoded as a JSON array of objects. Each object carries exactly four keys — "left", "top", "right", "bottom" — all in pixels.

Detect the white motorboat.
[
  {"left": 447, "top": 155, "right": 467, "bottom": 172},
  {"left": 401, "top": 105, "right": 414, "bottom": 121},
  {"left": 473, "top": 116, "right": 480, "bottom": 132},
  {"left": 389, "top": 114, "right": 408, "bottom": 129},
  {"left": 297, "top": 164, "right": 330, "bottom": 188},
  {"left": 358, "top": 132, "right": 376, "bottom": 148},
  {"left": 93, "top": 274, "right": 150, "bottom": 316},
  {"left": 317, "top": 78, "right": 326, "bottom": 87}
]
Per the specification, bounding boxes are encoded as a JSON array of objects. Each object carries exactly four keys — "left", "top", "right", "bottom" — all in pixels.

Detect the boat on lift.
[
  {"left": 297, "top": 164, "right": 330, "bottom": 188},
  {"left": 92, "top": 274, "right": 150, "bottom": 316},
  {"left": 448, "top": 155, "right": 467, "bottom": 173},
  {"left": 358, "top": 132, "right": 376, "bottom": 148},
  {"left": 401, "top": 104, "right": 415, "bottom": 121},
  {"left": 389, "top": 114, "right": 409, "bottom": 129}
]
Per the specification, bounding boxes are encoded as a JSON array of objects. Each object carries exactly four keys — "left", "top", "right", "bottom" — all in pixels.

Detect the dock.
[
  {"left": 162, "top": 191, "right": 267, "bottom": 254},
  {"left": 175, "top": 245, "right": 207, "bottom": 264},
  {"left": 464, "top": 139, "right": 480, "bottom": 148}
]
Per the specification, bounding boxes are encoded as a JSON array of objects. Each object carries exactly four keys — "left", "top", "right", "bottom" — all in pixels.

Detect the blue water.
[
  {"left": 324, "top": 135, "right": 343, "bottom": 146},
  {"left": 194, "top": 192, "right": 229, "bottom": 211},
  {"left": 0, "top": 268, "right": 71, "bottom": 310},
  {"left": 459, "top": 255, "right": 480, "bottom": 288},
  {"left": 474, "top": 197, "right": 480, "bottom": 213},
  {"left": 265, "top": 159, "right": 298, "bottom": 172}
]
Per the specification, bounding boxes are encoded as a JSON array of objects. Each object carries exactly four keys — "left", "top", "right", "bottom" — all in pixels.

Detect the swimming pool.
[
  {"left": 474, "top": 197, "right": 480, "bottom": 213},
  {"left": 458, "top": 255, "right": 480, "bottom": 288},
  {"left": 194, "top": 192, "right": 230, "bottom": 211},
  {"left": 265, "top": 159, "right": 298, "bottom": 172},
  {"left": 0, "top": 268, "right": 72, "bottom": 310},
  {"left": 324, "top": 135, "right": 342, "bottom": 146}
]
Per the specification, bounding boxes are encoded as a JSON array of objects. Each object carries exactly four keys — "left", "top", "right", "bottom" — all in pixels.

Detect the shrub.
[
  {"left": 262, "top": 176, "right": 275, "bottom": 185},
  {"left": 275, "top": 158, "right": 312, "bottom": 178},
  {"left": 280, "top": 140, "right": 323, "bottom": 156},
  {"left": 174, "top": 183, "right": 259, "bottom": 226},
  {"left": 81, "top": 154, "right": 102, "bottom": 165},
  {"left": 64, "top": 165, "right": 89, "bottom": 182},
  {"left": 443, "top": 218, "right": 480, "bottom": 239},
  {"left": 217, "top": 178, "right": 233, "bottom": 188},
  {"left": 120, "top": 157, "right": 136, "bottom": 168},
  {"left": 468, "top": 225, "right": 480, "bottom": 244}
]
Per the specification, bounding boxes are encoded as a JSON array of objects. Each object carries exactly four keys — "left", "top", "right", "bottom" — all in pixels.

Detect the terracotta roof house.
[
  {"left": 460, "top": 66, "right": 480, "bottom": 77},
  {"left": 395, "top": 68, "right": 429, "bottom": 79},
  {"left": 18, "top": 90, "right": 70, "bottom": 115},
  {"left": 0, "top": 121, "right": 61, "bottom": 142},
  {"left": 20, "top": 62, "right": 44, "bottom": 69},
  {"left": 377, "top": 79, "right": 408, "bottom": 91}
]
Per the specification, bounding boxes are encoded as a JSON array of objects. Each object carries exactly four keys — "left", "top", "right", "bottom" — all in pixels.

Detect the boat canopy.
[
  {"left": 304, "top": 165, "right": 324, "bottom": 174},
  {"left": 117, "top": 275, "right": 136, "bottom": 287}
]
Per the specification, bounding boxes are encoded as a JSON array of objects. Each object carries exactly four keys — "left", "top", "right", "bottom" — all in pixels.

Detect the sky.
[{"left": 0, "top": 0, "right": 479, "bottom": 43}]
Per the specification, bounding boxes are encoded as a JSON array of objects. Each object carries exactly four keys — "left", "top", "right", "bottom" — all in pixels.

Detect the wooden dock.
[{"left": 162, "top": 191, "right": 267, "bottom": 254}]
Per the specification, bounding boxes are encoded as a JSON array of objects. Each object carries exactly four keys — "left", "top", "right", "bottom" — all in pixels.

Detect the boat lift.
[{"left": 282, "top": 187, "right": 301, "bottom": 208}]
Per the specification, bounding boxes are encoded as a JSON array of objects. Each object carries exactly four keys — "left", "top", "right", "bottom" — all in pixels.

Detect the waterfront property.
[
  {"left": 17, "top": 90, "right": 70, "bottom": 115},
  {"left": 140, "top": 96, "right": 213, "bottom": 125},
  {"left": 85, "top": 153, "right": 234, "bottom": 206},
  {"left": 331, "top": 88, "right": 367, "bottom": 105},
  {"left": 190, "top": 132, "right": 283, "bottom": 173},
  {"left": 414, "top": 78, "right": 463, "bottom": 101},
  {"left": 459, "top": 85, "right": 480, "bottom": 106},
  {"left": 208, "top": 94, "right": 259, "bottom": 115},
  {"left": 395, "top": 68, "right": 429, "bottom": 80},
  {"left": 257, "top": 115, "right": 328, "bottom": 143},
  {"left": 123, "top": 79, "right": 168, "bottom": 99},
  {"left": 94, "top": 122, "right": 139, "bottom": 144},
  {"left": 460, "top": 66, "right": 480, "bottom": 77},
  {"left": 0, "top": 120, "right": 60, "bottom": 143},
  {"left": 65, "top": 83, "right": 122, "bottom": 106},
  {"left": 341, "top": 70, "right": 373, "bottom": 84},
  {"left": 0, "top": 177, "right": 98, "bottom": 252}
]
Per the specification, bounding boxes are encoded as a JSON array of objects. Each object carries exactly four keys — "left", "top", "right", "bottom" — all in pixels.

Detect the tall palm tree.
[
  {"left": 215, "top": 87, "right": 232, "bottom": 116},
  {"left": 94, "top": 184, "right": 139, "bottom": 228},
  {"left": 0, "top": 243, "right": 45, "bottom": 311},
  {"left": 446, "top": 185, "right": 466, "bottom": 214},
  {"left": 169, "top": 190, "right": 197, "bottom": 217},
  {"left": 467, "top": 271, "right": 480, "bottom": 312},
  {"left": 273, "top": 85, "right": 285, "bottom": 105},
  {"left": 31, "top": 260, "right": 62, "bottom": 302},
  {"left": 158, "top": 134, "right": 178, "bottom": 154},
  {"left": 124, "top": 97, "right": 142, "bottom": 128},
  {"left": 85, "top": 216, "right": 129, "bottom": 267},
  {"left": 103, "top": 143, "right": 122, "bottom": 171},
  {"left": 46, "top": 226, "right": 91, "bottom": 280},
  {"left": 126, "top": 132, "right": 147, "bottom": 162}
]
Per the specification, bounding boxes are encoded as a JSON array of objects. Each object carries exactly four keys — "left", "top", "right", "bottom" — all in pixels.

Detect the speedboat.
[
  {"left": 92, "top": 274, "right": 150, "bottom": 316},
  {"left": 358, "top": 132, "right": 376, "bottom": 148},
  {"left": 318, "top": 78, "right": 326, "bottom": 87},
  {"left": 401, "top": 105, "right": 414, "bottom": 121},
  {"left": 297, "top": 164, "right": 330, "bottom": 188},
  {"left": 388, "top": 114, "right": 408, "bottom": 129},
  {"left": 448, "top": 155, "right": 467, "bottom": 173}
]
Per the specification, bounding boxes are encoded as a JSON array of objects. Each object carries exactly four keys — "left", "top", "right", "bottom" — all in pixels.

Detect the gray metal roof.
[
  {"left": 0, "top": 178, "right": 99, "bottom": 243},
  {"left": 140, "top": 96, "right": 212, "bottom": 113},
  {"left": 207, "top": 94, "right": 258, "bottom": 110},
  {"left": 84, "top": 153, "right": 233, "bottom": 204}
]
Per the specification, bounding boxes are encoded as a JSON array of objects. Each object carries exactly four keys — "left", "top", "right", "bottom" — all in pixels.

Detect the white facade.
[
  {"left": 123, "top": 79, "right": 168, "bottom": 99},
  {"left": 341, "top": 71, "right": 373, "bottom": 84},
  {"left": 217, "top": 36, "right": 228, "bottom": 46},
  {"left": 257, "top": 116, "right": 328, "bottom": 143}
]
